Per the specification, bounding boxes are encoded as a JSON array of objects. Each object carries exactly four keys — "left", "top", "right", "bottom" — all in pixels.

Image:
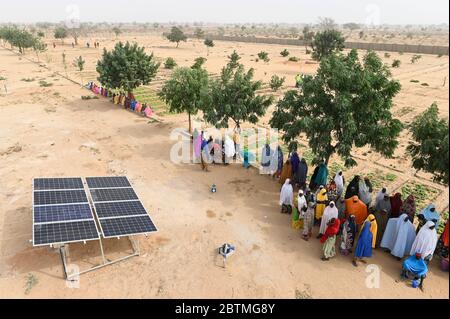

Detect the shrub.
[
  {"left": 437, "top": 54, "right": 443, "bottom": 58},
  {"left": 269, "top": 75, "right": 285, "bottom": 91},
  {"left": 81, "top": 95, "right": 99, "bottom": 100},
  {"left": 257, "top": 51, "right": 270, "bottom": 62},
  {"left": 39, "top": 80, "right": 53, "bottom": 87},
  {"left": 21, "top": 78, "right": 36, "bottom": 82},
  {"left": 411, "top": 54, "right": 422, "bottom": 64},
  {"left": 164, "top": 57, "right": 177, "bottom": 69},
  {"left": 421, "top": 82, "right": 429, "bottom": 86},
  {"left": 410, "top": 79, "right": 420, "bottom": 83},
  {"left": 280, "top": 49, "right": 290, "bottom": 57},
  {"left": 392, "top": 59, "right": 401, "bottom": 68},
  {"left": 384, "top": 52, "right": 391, "bottom": 58},
  {"left": 305, "top": 49, "right": 311, "bottom": 54},
  {"left": 288, "top": 56, "right": 299, "bottom": 62}
]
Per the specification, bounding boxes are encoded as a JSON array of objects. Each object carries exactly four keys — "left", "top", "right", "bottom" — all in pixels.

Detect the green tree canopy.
[
  {"left": 204, "top": 39, "right": 214, "bottom": 56},
  {"left": 202, "top": 57, "right": 273, "bottom": 129},
  {"left": 311, "top": 29, "right": 345, "bottom": 61},
  {"left": 269, "top": 49, "right": 403, "bottom": 166},
  {"left": 166, "top": 26, "right": 187, "bottom": 47},
  {"left": 194, "top": 27, "right": 205, "bottom": 39},
  {"left": 54, "top": 27, "right": 68, "bottom": 43},
  {"left": 158, "top": 67, "right": 209, "bottom": 133},
  {"left": 302, "top": 25, "right": 315, "bottom": 51},
  {"left": 191, "top": 57, "right": 207, "bottom": 70},
  {"left": 227, "top": 50, "right": 241, "bottom": 69},
  {"left": 96, "top": 42, "right": 160, "bottom": 94},
  {"left": 407, "top": 103, "right": 449, "bottom": 184}
]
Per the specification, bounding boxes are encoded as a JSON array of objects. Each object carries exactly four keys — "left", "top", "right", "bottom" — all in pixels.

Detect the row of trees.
[
  {"left": 95, "top": 41, "right": 448, "bottom": 184},
  {"left": 0, "top": 26, "right": 47, "bottom": 59}
]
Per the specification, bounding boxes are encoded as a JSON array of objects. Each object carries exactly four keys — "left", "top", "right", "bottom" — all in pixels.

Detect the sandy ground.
[{"left": 0, "top": 35, "right": 448, "bottom": 299}]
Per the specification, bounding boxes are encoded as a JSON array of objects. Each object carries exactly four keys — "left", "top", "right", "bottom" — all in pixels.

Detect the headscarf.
[
  {"left": 410, "top": 221, "right": 438, "bottom": 258},
  {"left": 298, "top": 158, "right": 308, "bottom": 185},
  {"left": 375, "top": 188, "right": 388, "bottom": 206},
  {"left": 261, "top": 144, "right": 273, "bottom": 167},
  {"left": 373, "top": 209, "right": 391, "bottom": 247},
  {"left": 381, "top": 214, "right": 417, "bottom": 258},
  {"left": 358, "top": 179, "right": 371, "bottom": 205},
  {"left": 354, "top": 220, "right": 373, "bottom": 258},
  {"left": 320, "top": 202, "right": 339, "bottom": 234},
  {"left": 290, "top": 151, "right": 300, "bottom": 174},
  {"left": 403, "top": 255, "right": 428, "bottom": 277},
  {"left": 390, "top": 193, "right": 403, "bottom": 218},
  {"left": 334, "top": 171, "right": 345, "bottom": 195},
  {"left": 320, "top": 218, "right": 341, "bottom": 243},
  {"left": 420, "top": 204, "right": 440, "bottom": 225},
  {"left": 375, "top": 195, "right": 392, "bottom": 214},
  {"left": 314, "top": 163, "right": 329, "bottom": 188},
  {"left": 224, "top": 135, "right": 236, "bottom": 158},
  {"left": 297, "top": 190, "right": 308, "bottom": 213},
  {"left": 279, "top": 179, "right": 293, "bottom": 206},
  {"left": 400, "top": 195, "right": 416, "bottom": 223},
  {"left": 345, "top": 176, "right": 360, "bottom": 199},
  {"left": 315, "top": 188, "right": 328, "bottom": 219},
  {"left": 279, "top": 160, "right": 293, "bottom": 185},
  {"left": 345, "top": 195, "right": 368, "bottom": 226},
  {"left": 364, "top": 214, "right": 378, "bottom": 248}
]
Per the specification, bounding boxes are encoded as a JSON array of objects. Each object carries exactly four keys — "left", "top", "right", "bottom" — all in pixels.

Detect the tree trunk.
[
  {"left": 176, "top": 42, "right": 179, "bottom": 48},
  {"left": 188, "top": 112, "right": 192, "bottom": 134}
]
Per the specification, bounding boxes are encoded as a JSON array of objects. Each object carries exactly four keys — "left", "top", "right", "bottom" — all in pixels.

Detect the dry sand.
[{"left": 0, "top": 35, "right": 448, "bottom": 299}]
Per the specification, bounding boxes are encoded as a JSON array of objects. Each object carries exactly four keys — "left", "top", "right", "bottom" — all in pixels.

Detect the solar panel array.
[
  {"left": 32, "top": 176, "right": 157, "bottom": 246},
  {"left": 86, "top": 177, "right": 157, "bottom": 238},
  {"left": 33, "top": 178, "right": 99, "bottom": 246}
]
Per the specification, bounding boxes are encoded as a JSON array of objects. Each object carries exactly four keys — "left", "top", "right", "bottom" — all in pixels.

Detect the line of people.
[
  {"left": 278, "top": 152, "right": 448, "bottom": 290},
  {"left": 86, "top": 82, "right": 155, "bottom": 118}
]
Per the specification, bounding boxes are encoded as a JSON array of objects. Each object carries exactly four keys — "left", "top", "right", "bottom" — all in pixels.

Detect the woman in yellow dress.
[{"left": 315, "top": 187, "right": 328, "bottom": 225}]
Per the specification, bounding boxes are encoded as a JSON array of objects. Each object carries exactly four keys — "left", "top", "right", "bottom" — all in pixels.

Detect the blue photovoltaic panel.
[
  {"left": 99, "top": 215, "right": 157, "bottom": 238},
  {"left": 34, "top": 190, "right": 88, "bottom": 206},
  {"left": 34, "top": 204, "right": 93, "bottom": 223},
  {"left": 34, "top": 220, "right": 99, "bottom": 246},
  {"left": 94, "top": 201, "right": 147, "bottom": 219},
  {"left": 86, "top": 176, "right": 131, "bottom": 189},
  {"left": 89, "top": 188, "right": 138, "bottom": 202},
  {"left": 34, "top": 178, "right": 84, "bottom": 190}
]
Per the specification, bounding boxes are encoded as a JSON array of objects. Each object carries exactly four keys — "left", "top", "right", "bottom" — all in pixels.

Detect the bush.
[
  {"left": 280, "top": 49, "right": 290, "bottom": 57},
  {"left": 398, "top": 51, "right": 404, "bottom": 55},
  {"left": 39, "top": 80, "right": 53, "bottom": 87},
  {"left": 411, "top": 54, "right": 422, "bottom": 64},
  {"left": 81, "top": 95, "right": 99, "bottom": 100},
  {"left": 288, "top": 56, "right": 299, "bottom": 62},
  {"left": 305, "top": 49, "right": 311, "bottom": 54},
  {"left": 257, "top": 51, "right": 270, "bottom": 62},
  {"left": 421, "top": 82, "right": 429, "bottom": 86},
  {"left": 410, "top": 79, "right": 420, "bottom": 83},
  {"left": 21, "top": 78, "right": 35, "bottom": 82},
  {"left": 384, "top": 52, "right": 391, "bottom": 58},
  {"left": 437, "top": 54, "right": 443, "bottom": 58},
  {"left": 269, "top": 75, "right": 285, "bottom": 91},
  {"left": 164, "top": 57, "right": 177, "bottom": 69},
  {"left": 392, "top": 59, "right": 401, "bottom": 68}
]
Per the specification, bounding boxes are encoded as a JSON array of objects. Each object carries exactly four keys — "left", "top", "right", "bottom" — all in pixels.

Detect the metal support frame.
[{"left": 60, "top": 236, "right": 140, "bottom": 281}]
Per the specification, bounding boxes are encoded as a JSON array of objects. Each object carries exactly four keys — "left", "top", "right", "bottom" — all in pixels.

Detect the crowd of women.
[{"left": 277, "top": 150, "right": 449, "bottom": 290}]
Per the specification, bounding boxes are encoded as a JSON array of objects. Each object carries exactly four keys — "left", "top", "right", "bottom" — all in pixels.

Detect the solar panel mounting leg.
[
  {"left": 98, "top": 237, "right": 107, "bottom": 265},
  {"left": 60, "top": 246, "right": 68, "bottom": 280}
]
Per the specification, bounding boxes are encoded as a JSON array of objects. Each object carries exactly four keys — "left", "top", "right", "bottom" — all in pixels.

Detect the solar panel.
[
  {"left": 34, "top": 190, "right": 88, "bottom": 206},
  {"left": 34, "top": 204, "right": 93, "bottom": 223},
  {"left": 34, "top": 178, "right": 84, "bottom": 190},
  {"left": 34, "top": 220, "right": 99, "bottom": 246},
  {"left": 89, "top": 188, "right": 138, "bottom": 202},
  {"left": 87, "top": 176, "right": 158, "bottom": 238},
  {"left": 94, "top": 201, "right": 148, "bottom": 219},
  {"left": 86, "top": 176, "right": 131, "bottom": 189},
  {"left": 32, "top": 177, "right": 100, "bottom": 246},
  {"left": 99, "top": 215, "right": 157, "bottom": 238}
]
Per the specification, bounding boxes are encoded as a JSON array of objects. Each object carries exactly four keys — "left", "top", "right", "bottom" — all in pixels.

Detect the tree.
[
  {"left": 269, "top": 50, "right": 403, "bottom": 166},
  {"left": 54, "top": 27, "right": 68, "bottom": 44},
  {"left": 33, "top": 39, "right": 47, "bottom": 62},
  {"left": 407, "top": 103, "right": 449, "bottom": 184},
  {"left": 359, "top": 31, "right": 364, "bottom": 39},
  {"left": 96, "top": 42, "right": 160, "bottom": 95},
  {"left": 204, "top": 39, "right": 214, "bottom": 56},
  {"left": 159, "top": 67, "right": 209, "bottom": 133},
  {"left": 302, "top": 25, "right": 315, "bottom": 52},
  {"left": 68, "top": 27, "right": 81, "bottom": 45},
  {"left": 9, "top": 29, "right": 37, "bottom": 54},
  {"left": 269, "top": 75, "right": 285, "bottom": 92},
  {"left": 37, "top": 31, "right": 45, "bottom": 38},
  {"left": 280, "top": 49, "right": 290, "bottom": 57},
  {"left": 411, "top": 54, "right": 422, "bottom": 64},
  {"left": 164, "top": 57, "right": 177, "bottom": 69},
  {"left": 194, "top": 27, "right": 205, "bottom": 39},
  {"left": 227, "top": 50, "right": 241, "bottom": 69},
  {"left": 317, "top": 17, "right": 337, "bottom": 31},
  {"left": 112, "top": 27, "right": 121, "bottom": 39},
  {"left": 311, "top": 29, "right": 345, "bottom": 61},
  {"left": 166, "top": 26, "right": 187, "bottom": 48},
  {"left": 392, "top": 59, "right": 401, "bottom": 68},
  {"left": 73, "top": 56, "right": 85, "bottom": 86},
  {"left": 202, "top": 56, "right": 274, "bottom": 130},
  {"left": 191, "top": 57, "right": 207, "bottom": 70}
]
